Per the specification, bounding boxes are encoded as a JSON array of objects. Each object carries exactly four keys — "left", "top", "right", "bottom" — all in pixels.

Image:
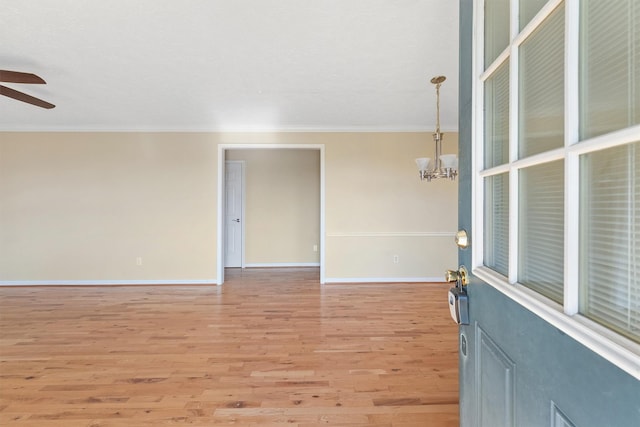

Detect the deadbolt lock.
[{"left": 455, "top": 230, "right": 469, "bottom": 249}]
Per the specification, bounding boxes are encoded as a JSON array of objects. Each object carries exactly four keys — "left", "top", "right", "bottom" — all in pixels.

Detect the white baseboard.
[
  {"left": 323, "top": 277, "right": 446, "bottom": 284},
  {"left": 242, "top": 263, "right": 321, "bottom": 268},
  {"left": 0, "top": 279, "right": 219, "bottom": 286},
  {"left": 1, "top": 275, "right": 442, "bottom": 286}
]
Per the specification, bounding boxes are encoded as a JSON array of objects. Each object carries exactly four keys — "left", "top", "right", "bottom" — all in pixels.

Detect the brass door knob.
[
  {"left": 446, "top": 269, "right": 460, "bottom": 283},
  {"left": 445, "top": 265, "right": 469, "bottom": 287}
]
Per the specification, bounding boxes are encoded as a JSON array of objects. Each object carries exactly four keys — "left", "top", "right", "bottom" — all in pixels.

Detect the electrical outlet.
[
  {"left": 393, "top": 255, "right": 399, "bottom": 264},
  {"left": 136, "top": 257, "right": 143, "bottom": 266},
  {"left": 313, "top": 245, "right": 318, "bottom": 252}
]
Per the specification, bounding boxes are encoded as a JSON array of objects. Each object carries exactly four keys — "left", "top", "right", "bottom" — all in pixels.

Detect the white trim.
[
  {"left": 217, "top": 147, "right": 225, "bottom": 284},
  {"left": 243, "top": 263, "right": 320, "bottom": 268},
  {"left": 241, "top": 161, "right": 246, "bottom": 268},
  {"left": 0, "top": 279, "right": 219, "bottom": 286},
  {"left": 324, "top": 277, "right": 446, "bottom": 284},
  {"left": 471, "top": 0, "right": 483, "bottom": 272},
  {"left": 217, "top": 143, "right": 326, "bottom": 285},
  {"left": 474, "top": 267, "right": 640, "bottom": 380},
  {"left": 0, "top": 126, "right": 462, "bottom": 133},
  {"left": 319, "top": 146, "right": 326, "bottom": 284},
  {"left": 326, "top": 231, "right": 455, "bottom": 238},
  {"left": 219, "top": 143, "right": 326, "bottom": 151}
]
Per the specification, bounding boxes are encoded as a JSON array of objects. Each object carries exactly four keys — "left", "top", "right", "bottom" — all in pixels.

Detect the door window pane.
[
  {"left": 519, "top": 0, "right": 549, "bottom": 31},
  {"left": 484, "top": 173, "right": 510, "bottom": 276},
  {"left": 580, "top": 142, "right": 640, "bottom": 342},
  {"left": 580, "top": 0, "right": 640, "bottom": 139},
  {"left": 485, "top": 0, "right": 510, "bottom": 68},
  {"left": 519, "top": 161, "right": 565, "bottom": 303},
  {"left": 485, "top": 61, "right": 510, "bottom": 169},
  {"left": 519, "top": 3, "right": 564, "bottom": 159}
]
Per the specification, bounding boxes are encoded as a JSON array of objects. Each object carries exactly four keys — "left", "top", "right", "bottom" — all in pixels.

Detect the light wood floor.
[{"left": 0, "top": 268, "right": 459, "bottom": 426}]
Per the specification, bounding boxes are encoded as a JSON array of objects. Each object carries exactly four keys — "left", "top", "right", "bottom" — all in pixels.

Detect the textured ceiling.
[{"left": 0, "top": 0, "right": 459, "bottom": 131}]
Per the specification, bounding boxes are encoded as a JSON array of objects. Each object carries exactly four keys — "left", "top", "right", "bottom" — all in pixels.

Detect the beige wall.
[
  {"left": 0, "top": 131, "right": 458, "bottom": 284},
  {"left": 225, "top": 149, "right": 320, "bottom": 265},
  {"left": 0, "top": 133, "right": 218, "bottom": 282},
  {"left": 323, "top": 132, "right": 458, "bottom": 280}
]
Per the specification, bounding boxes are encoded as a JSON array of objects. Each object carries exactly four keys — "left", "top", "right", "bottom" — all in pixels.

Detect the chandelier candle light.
[{"left": 415, "top": 75, "right": 458, "bottom": 181}]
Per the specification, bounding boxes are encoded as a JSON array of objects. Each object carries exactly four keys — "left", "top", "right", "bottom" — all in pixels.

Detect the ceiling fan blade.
[
  {"left": 0, "top": 70, "right": 47, "bottom": 84},
  {"left": 0, "top": 85, "right": 55, "bottom": 109}
]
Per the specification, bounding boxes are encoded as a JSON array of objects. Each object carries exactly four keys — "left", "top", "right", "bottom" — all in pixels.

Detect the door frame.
[
  {"left": 224, "top": 160, "right": 245, "bottom": 268},
  {"left": 216, "top": 144, "right": 326, "bottom": 285}
]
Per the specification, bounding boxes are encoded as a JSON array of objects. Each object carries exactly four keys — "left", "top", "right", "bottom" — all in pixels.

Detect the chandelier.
[{"left": 415, "top": 76, "right": 458, "bottom": 181}]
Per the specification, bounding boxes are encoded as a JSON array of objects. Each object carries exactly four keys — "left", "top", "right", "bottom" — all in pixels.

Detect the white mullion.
[
  {"left": 512, "top": 147, "right": 565, "bottom": 169},
  {"left": 565, "top": 0, "right": 580, "bottom": 148},
  {"left": 473, "top": 0, "right": 486, "bottom": 271},
  {"left": 626, "top": 148, "right": 634, "bottom": 331},
  {"left": 508, "top": 0, "right": 519, "bottom": 165},
  {"left": 509, "top": 0, "right": 518, "bottom": 153},
  {"left": 480, "top": 50, "right": 511, "bottom": 82},
  {"left": 568, "top": 124, "right": 640, "bottom": 156},
  {"left": 513, "top": 0, "right": 565, "bottom": 47},
  {"left": 564, "top": 0, "right": 580, "bottom": 315},
  {"left": 508, "top": 164, "right": 519, "bottom": 285},
  {"left": 510, "top": 0, "right": 518, "bottom": 41},
  {"left": 564, "top": 153, "right": 580, "bottom": 314},
  {"left": 508, "top": 0, "right": 519, "bottom": 285},
  {"left": 479, "top": 163, "right": 510, "bottom": 178}
]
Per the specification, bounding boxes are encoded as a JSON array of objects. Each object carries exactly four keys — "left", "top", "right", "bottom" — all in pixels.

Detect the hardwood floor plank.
[{"left": 1, "top": 268, "right": 459, "bottom": 426}]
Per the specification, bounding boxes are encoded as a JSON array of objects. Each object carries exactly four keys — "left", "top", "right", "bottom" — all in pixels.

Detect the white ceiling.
[{"left": 0, "top": 0, "right": 459, "bottom": 132}]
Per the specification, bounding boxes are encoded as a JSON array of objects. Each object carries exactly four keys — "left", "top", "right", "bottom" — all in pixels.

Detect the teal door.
[{"left": 457, "top": 1, "right": 640, "bottom": 426}]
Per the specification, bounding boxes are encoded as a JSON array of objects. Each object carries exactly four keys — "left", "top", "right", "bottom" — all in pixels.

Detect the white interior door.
[{"left": 224, "top": 161, "right": 243, "bottom": 267}]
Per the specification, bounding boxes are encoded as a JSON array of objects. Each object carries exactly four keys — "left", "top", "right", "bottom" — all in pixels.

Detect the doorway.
[{"left": 217, "top": 144, "right": 325, "bottom": 285}]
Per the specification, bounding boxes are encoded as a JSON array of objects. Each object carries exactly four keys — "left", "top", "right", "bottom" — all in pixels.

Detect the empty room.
[{"left": 1, "top": 1, "right": 639, "bottom": 426}]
